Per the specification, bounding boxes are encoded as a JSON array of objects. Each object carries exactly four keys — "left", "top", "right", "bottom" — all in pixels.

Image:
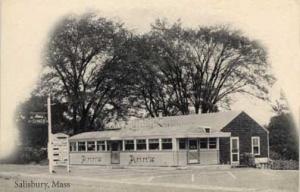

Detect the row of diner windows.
[{"left": 69, "top": 138, "right": 218, "bottom": 152}]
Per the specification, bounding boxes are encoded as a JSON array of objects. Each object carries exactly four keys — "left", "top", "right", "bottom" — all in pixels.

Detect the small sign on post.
[
  {"left": 50, "top": 133, "right": 70, "bottom": 172},
  {"left": 47, "top": 95, "right": 70, "bottom": 173}
]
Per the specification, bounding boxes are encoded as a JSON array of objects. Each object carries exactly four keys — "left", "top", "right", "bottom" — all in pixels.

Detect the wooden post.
[
  {"left": 146, "top": 139, "right": 149, "bottom": 151},
  {"left": 172, "top": 138, "right": 177, "bottom": 151},
  {"left": 67, "top": 140, "right": 70, "bottom": 172},
  {"left": 122, "top": 140, "right": 125, "bottom": 151},
  {"left": 134, "top": 139, "right": 137, "bottom": 151},
  {"left": 47, "top": 94, "right": 53, "bottom": 174},
  {"left": 159, "top": 138, "right": 162, "bottom": 151}
]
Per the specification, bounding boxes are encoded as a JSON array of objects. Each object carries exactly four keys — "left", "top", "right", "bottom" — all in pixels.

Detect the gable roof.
[
  {"left": 69, "top": 111, "right": 241, "bottom": 140},
  {"left": 110, "top": 110, "right": 242, "bottom": 132}
]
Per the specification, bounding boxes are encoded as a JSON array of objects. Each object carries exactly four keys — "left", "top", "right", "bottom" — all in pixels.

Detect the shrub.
[
  {"left": 268, "top": 113, "right": 299, "bottom": 161},
  {"left": 270, "top": 159, "right": 299, "bottom": 170},
  {"left": 240, "top": 152, "right": 256, "bottom": 167},
  {"left": 269, "top": 150, "right": 283, "bottom": 160},
  {"left": 13, "top": 147, "right": 47, "bottom": 164}
]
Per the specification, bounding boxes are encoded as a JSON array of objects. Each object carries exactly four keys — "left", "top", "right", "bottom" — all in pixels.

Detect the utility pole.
[{"left": 47, "top": 94, "right": 53, "bottom": 173}]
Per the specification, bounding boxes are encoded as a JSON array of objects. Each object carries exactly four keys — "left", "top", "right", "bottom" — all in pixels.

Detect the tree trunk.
[
  {"left": 72, "top": 104, "right": 79, "bottom": 134},
  {"left": 194, "top": 102, "right": 200, "bottom": 114},
  {"left": 79, "top": 114, "right": 88, "bottom": 132},
  {"left": 201, "top": 103, "right": 209, "bottom": 113}
]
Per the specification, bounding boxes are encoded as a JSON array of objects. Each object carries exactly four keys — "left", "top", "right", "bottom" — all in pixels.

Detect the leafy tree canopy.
[
  {"left": 268, "top": 113, "right": 299, "bottom": 161},
  {"left": 31, "top": 14, "right": 275, "bottom": 133},
  {"left": 40, "top": 13, "right": 132, "bottom": 133},
  {"left": 121, "top": 19, "right": 275, "bottom": 117}
]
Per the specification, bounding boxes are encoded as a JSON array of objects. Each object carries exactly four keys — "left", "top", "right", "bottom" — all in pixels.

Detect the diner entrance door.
[
  {"left": 187, "top": 139, "right": 199, "bottom": 164},
  {"left": 111, "top": 141, "right": 121, "bottom": 164}
]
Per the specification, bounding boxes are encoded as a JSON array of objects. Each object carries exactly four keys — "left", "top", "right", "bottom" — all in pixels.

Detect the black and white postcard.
[{"left": 0, "top": 0, "right": 299, "bottom": 191}]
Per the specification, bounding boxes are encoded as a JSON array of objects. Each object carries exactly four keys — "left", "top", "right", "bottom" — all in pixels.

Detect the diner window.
[
  {"left": 148, "top": 139, "right": 159, "bottom": 150},
  {"left": 200, "top": 138, "right": 208, "bottom": 149},
  {"left": 70, "top": 142, "right": 77, "bottom": 152},
  {"left": 137, "top": 139, "right": 146, "bottom": 150},
  {"left": 97, "top": 141, "right": 105, "bottom": 151},
  {"left": 162, "top": 138, "right": 172, "bottom": 150},
  {"left": 179, "top": 139, "right": 187, "bottom": 149},
  {"left": 87, "top": 141, "right": 96, "bottom": 151},
  {"left": 251, "top": 137, "right": 260, "bottom": 155},
  {"left": 78, "top": 141, "right": 86, "bottom": 151},
  {"left": 188, "top": 139, "right": 198, "bottom": 150},
  {"left": 125, "top": 140, "right": 134, "bottom": 150},
  {"left": 209, "top": 138, "right": 217, "bottom": 149},
  {"left": 119, "top": 141, "right": 123, "bottom": 151}
]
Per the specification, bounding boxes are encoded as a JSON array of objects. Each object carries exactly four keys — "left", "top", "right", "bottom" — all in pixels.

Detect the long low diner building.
[{"left": 68, "top": 111, "right": 269, "bottom": 167}]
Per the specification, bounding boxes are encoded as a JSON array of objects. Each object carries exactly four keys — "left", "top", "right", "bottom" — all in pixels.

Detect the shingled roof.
[
  {"left": 69, "top": 111, "right": 242, "bottom": 140},
  {"left": 114, "top": 110, "right": 241, "bottom": 131}
]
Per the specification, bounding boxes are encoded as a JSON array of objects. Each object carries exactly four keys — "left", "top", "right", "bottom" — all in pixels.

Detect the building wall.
[
  {"left": 70, "top": 152, "right": 111, "bottom": 165},
  {"left": 200, "top": 150, "right": 219, "bottom": 164},
  {"left": 174, "top": 150, "right": 219, "bottom": 165},
  {"left": 120, "top": 151, "right": 177, "bottom": 166},
  {"left": 70, "top": 151, "right": 179, "bottom": 166},
  {"left": 177, "top": 151, "right": 188, "bottom": 166},
  {"left": 69, "top": 137, "right": 221, "bottom": 166},
  {"left": 69, "top": 150, "right": 219, "bottom": 166},
  {"left": 221, "top": 112, "right": 269, "bottom": 160}
]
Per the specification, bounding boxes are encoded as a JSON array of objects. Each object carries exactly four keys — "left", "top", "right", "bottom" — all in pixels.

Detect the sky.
[{"left": 1, "top": 0, "right": 300, "bottom": 158}]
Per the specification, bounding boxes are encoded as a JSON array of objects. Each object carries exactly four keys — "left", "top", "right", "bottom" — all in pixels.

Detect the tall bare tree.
[
  {"left": 40, "top": 15, "right": 275, "bottom": 130},
  {"left": 118, "top": 35, "right": 182, "bottom": 117},
  {"left": 146, "top": 20, "right": 275, "bottom": 114}
]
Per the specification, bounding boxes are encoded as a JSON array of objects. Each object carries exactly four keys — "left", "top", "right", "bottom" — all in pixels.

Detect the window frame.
[
  {"left": 188, "top": 139, "right": 198, "bottom": 150},
  {"left": 204, "top": 128, "right": 210, "bottom": 133},
  {"left": 199, "top": 138, "right": 208, "bottom": 149},
  {"left": 87, "top": 141, "right": 96, "bottom": 151},
  {"left": 124, "top": 140, "right": 135, "bottom": 151},
  {"left": 70, "top": 142, "right": 77, "bottom": 152},
  {"left": 136, "top": 139, "right": 147, "bottom": 150},
  {"left": 96, "top": 141, "right": 106, "bottom": 151},
  {"left": 179, "top": 139, "right": 187, "bottom": 150},
  {"left": 230, "top": 137, "right": 240, "bottom": 164},
  {"left": 161, "top": 138, "right": 173, "bottom": 150},
  {"left": 148, "top": 138, "right": 160, "bottom": 150},
  {"left": 208, "top": 138, "right": 217, "bottom": 149},
  {"left": 78, "top": 141, "right": 86, "bottom": 152},
  {"left": 251, "top": 136, "right": 260, "bottom": 156},
  {"left": 106, "top": 141, "right": 110, "bottom": 151}
]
